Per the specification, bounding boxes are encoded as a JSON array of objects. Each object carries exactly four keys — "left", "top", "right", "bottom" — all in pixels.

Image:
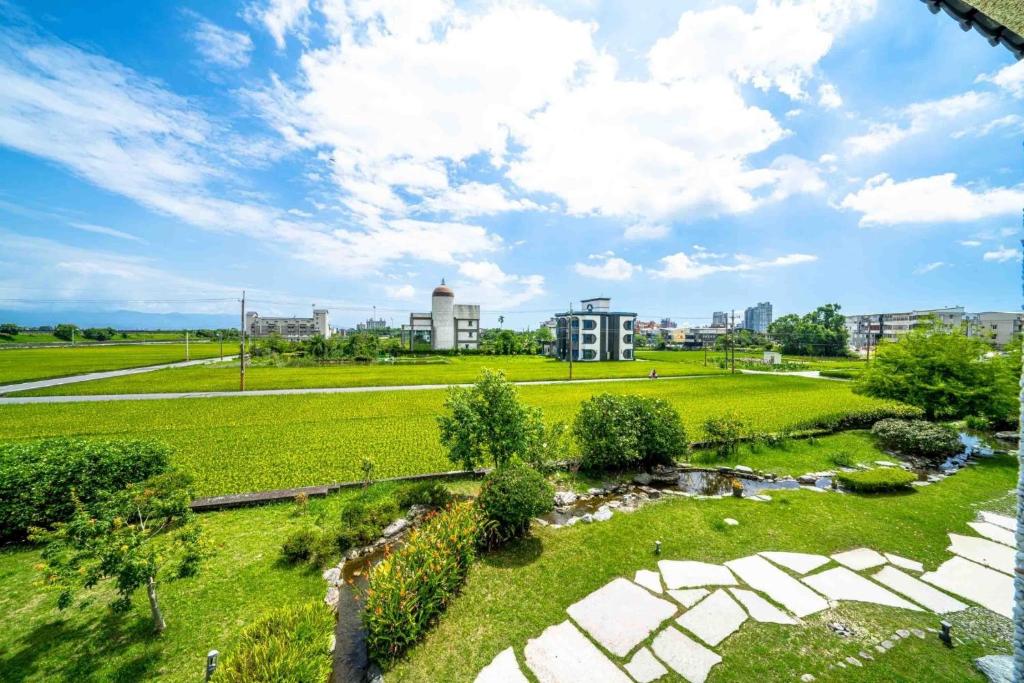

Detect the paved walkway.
[
  {"left": 477, "top": 509, "right": 1016, "bottom": 683},
  {"left": 0, "top": 372, "right": 733, "bottom": 404},
  {"left": 739, "top": 369, "right": 845, "bottom": 381},
  {"left": 0, "top": 355, "right": 238, "bottom": 396}
]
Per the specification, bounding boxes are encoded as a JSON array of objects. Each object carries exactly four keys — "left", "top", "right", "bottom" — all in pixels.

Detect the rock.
[
  {"left": 845, "top": 657, "right": 862, "bottom": 667},
  {"left": 322, "top": 567, "right": 341, "bottom": 584},
  {"left": 633, "top": 473, "right": 653, "bottom": 486},
  {"left": 723, "top": 518, "right": 739, "bottom": 526},
  {"left": 875, "top": 460, "right": 900, "bottom": 467},
  {"left": 382, "top": 518, "right": 410, "bottom": 537},
  {"left": 797, "top": 474, "right": 817, "bottom": 485},
  {"left": 994, "top": 431, "right": 1019, "bottom": 441},
  {"left": 534, "top": 518, "right": 549, "bottom": 527},
  {"left": 859, "top": 651, "right": 874, "bottom": 661},
  {"left": 324, "top": 586, "right": 340, "bottom": 608},
  {"left": 874, "top": 645, "right": 886, "bottom": 654},
  {"left": 587, "top": 487, "right": 603, "bottom": 495},
  {"left": 608, "top": 500, "right": 622, "bottom": 509},
  {"left": 366, "top": 663, "right": 385, "bottom": 683},
  {"left": 735, "top": 465, "right": 754, "bottom": 473},
  {"left": 554, "top": 490, "right": 578, "bottom": 507},
  {"left": 880, "top": 639, "right": 894, "bottom": 650},
  {"left": 896, "top": 629, "right": 910, "bottom": 639},
  {"left": 800, "top": 675, "right": 816, "bottom": 682},
  {"left": 975, "top": 655, "right": 1013, "bottom": 683},
  {"left": 580, "top": 513, "right": 594, "bottom": 524},
  {"left": 911, "top": 628, "right": 926, "bottom": 639},
  {"left": 407, "top": 504, "right": 429, "bottom": 518},
  {"left": 593, "top": 506, "right": 613, "bottom": 522}
]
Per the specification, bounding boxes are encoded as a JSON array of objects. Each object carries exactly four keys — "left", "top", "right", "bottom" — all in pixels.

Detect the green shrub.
[
  {"left": 794, "top": 405, "right": 923, "bottom": 433},
  {"left": 364, "top": 502, "right": 481, "bottom": 662},
  {"left": 828, "top": 450, "right": 855, "bottom": 468},
  {"left": 963, "top": 415, "right": 991, "bottom": 430},
  {"left": 476, "top": 460, "right": 553, "bottom": 541},
  {"left": 216, "top": 602, "right": 334, "bottom": 682},
  {"left": 0, "top": 438, "right": 170, "bottom": 540},
  {"left": 280, "top": 526, "right": 335, "bottom": 565},
  {"left": 337, "top": 498, "right": 400, "bottom": 551},
  {"left": 702, "top": 414, "right": 745, "bottom": 459},
  {"left": 819, "top": 369, "right": 857, "bottom": 379},
  {"left": 870, "top": 419, "right": 962, "bottom": 460},
  {"left": 836, "top": 468, "right": 917, "bottom": 493},
  {"left": 397, "top": 481, "right": 453, "bottom": 509},
  {"left": 573, "top": 394, "right": 687, "bottom": 470}
]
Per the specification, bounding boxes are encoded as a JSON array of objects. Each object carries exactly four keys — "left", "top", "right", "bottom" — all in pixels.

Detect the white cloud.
[
  {"left": 417, "top": 182, "right": 540, "bottom": 218},
  {"left": 247, "top": 0, "right": 310, "bottom": 49},
  {"left": 647, "top": 1, "right": 875, "bottom": 100},
  {"left": 652, "top": 249, "right": 816, "bottom": 280},
  {"left": 958, "top": 239, "right": 982, "bottom": 247},
  {"left": 818, "top": 153, "right": 837, "bottom": 164},
  {"left": 840, "top": 173, "right": 1024, "bottom": 226},
  {"left": 385, "top": 284, "right": 415, "bottom": 300},
  {"left": 817, "top": 83, "right": 842, "bottom": 108},
  {"left": 573, "top": 253, "right": 638, "bottom": 280},
  {"left": 191, "top": 15, "right": 253, "bottom": 68},
  {"left": 844, "top": 91, "right": 992, "bottom": 155},
  {"left": 623, "top": 222, "right": 668, "bottom": 241},
  {"left": 456, "top": 261, "right": 545, "bottom": 307},
  {"left": 952, "top": 114, "right": 1024, "bottom": 139},
  {"left": 983, "top": 246, "right": 1022, "bottom": 263},
  {"left": 69, "top": 221, "right": 146, "bottom": 243},
  {"left": 977, "top": 59, "right": 1024, "bottom": 98},
  {"left": 913, "top": 261, "right": 945, "bottom": 275}
]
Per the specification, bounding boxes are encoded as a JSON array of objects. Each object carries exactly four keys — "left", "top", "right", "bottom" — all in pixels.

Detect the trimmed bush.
[
  {"left": 819, "top": 369, "right": 857, "bottom": 380},
  {"left": 396, "top": 481, "right": 453, "bottom": 509},
  {"left": 280, "top": 526, "right": 335, "bottom": 566},
  {"left": 0, "top": 438, "right": 170, "bottom": 540},
  {"left": 364, "top": 502, "right": 481, "bottom": 661},
  {"left": 216, "top": 602, "right": 334, "bottom": 682},
  {"left": 793, "top": 405, "right": 923, "bottom": 433},
  {"left": 573, "top": 394, "right": 687, "bottom": 470},
  {"left": 836, "top": 468, "right": 917, "bottom": 493},
  {"left": 871, "top": 419, "right": 962, "bottom": 460},
  {"left": 702, "top": 414, "right": 745, "bottom": 458},
  {"left": 336, "top": 498, "right": 400, "bottom": 551},
  {"left": 477, "top": 460, "right": 553, "bottom": 541}
]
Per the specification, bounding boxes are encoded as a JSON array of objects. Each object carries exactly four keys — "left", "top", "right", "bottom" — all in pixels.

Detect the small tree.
[
  {"left": 437, "top": 369, "right": 544, "bottom": 470},
  {"left": 53, "top": 323, "right": 78, "bottom": 341},
  {"left": 573, "top": 394, "right": 687, "bottom": 470},
  {"left": 0, "top": 322, "right": 19, "bottom": 336},
  {"left": 703, "top": 414, "right": 745, "bottom": 459},
  {"left": 32, "top": 471, "right": 203, "bottom": 633}
]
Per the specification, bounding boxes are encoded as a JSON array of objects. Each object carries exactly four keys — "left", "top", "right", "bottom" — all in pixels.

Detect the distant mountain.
[{"left": 0, "top": 309, "right": 238, "bottom": 330}]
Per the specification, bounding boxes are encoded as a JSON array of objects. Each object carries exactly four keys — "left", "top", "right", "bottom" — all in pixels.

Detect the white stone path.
[{"left": 475, "top": 510, "right": 1019, "bottom": 683}]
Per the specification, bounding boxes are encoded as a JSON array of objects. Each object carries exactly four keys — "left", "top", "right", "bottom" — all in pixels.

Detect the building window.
[
  {"left": 582, "top": 333, "right": 596, "bottom": 344},
  {"left": 623, "top": 334, "right": 632, "bottom": 344},
  {"left": 571, "top": 334, "right": 579, "bottom": 345},
  {"left": 582, "top": 349, "right": 596, "bottom": 360},
  {"left": 623, "top": 319, "right": 633, "bottom": 331},
  {"left": 582, "top": 319, "right": 596, "bottom": 330},
  {"left": 622, "top": 349, "right": 632, "bottom": 359},
  {"left": 571, "top": 318, "right": 579, "bottom": 328}
]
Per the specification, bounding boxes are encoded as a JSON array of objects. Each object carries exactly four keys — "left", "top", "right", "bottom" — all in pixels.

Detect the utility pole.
[
  {"left": 240, "top": 291, "right": 246, "bottom": 392},
  {"left": 567, "top": 303, "right": 574, "bottom": 381},
  {"left": 71, "top": 326, "right": 75, "bottom": 346},
  {"left": 185, "top": 330, "right": 190, "bottom": 361},
  {"left": 218, "top": 331, "right": 223, "bottom": 360},
  {"left": 730, "top": 310, "right": 736, "bottom": 374}
]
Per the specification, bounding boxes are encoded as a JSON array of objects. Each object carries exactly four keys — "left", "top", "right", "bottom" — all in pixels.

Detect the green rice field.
[
  {"left": 0, "top": 374, "right": 915, "bottom": 497},
  {"left": 0, "top": 343, "right": 226, "bottom": 385}
]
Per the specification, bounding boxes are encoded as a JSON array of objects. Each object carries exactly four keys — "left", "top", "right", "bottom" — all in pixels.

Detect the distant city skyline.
[{"left": 0, "top": 1, "right": 1020, "bottom": 330}]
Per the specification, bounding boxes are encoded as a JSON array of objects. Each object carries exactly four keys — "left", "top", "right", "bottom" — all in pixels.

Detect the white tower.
[
  {"left": 313, "top": 309, "right": 330, "bottom": 338},
  {"left": 431, "top": 279, "right": 455, "bottom": 350}
]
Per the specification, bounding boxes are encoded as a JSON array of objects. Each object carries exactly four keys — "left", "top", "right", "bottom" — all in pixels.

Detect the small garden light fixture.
[
  {"left": 655, "top": 540, "right": 662, "bottom": 555},
  {"left": 939, "top": 621, "right": 952, "bottom": 647},
  {"left": 205, "top": 650, "right": 219, "bottom": 681}
]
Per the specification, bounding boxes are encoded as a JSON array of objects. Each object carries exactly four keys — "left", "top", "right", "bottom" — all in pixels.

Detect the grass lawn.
[
  {"left": 0, "top": 375, "right": 913, "bottom": 497},
  {"left": 689, "top": 430, "right": 883, "bottom": 476},
  {"left": 387, "top": 453, "right": 1017, "bottom": 682},
  {"left": 15, "top": 354, "right": 724, "bottom": 396},
  {"left": 0, "top": 344, "right": 225, "bottom": 385},
  {"left": 0, "top": 331, "right": 190, "bottom": 345}
]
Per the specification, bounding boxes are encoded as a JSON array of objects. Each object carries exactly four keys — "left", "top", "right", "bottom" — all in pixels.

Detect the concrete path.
[
  {"left": 0, "top": 355, "right": 238, "bottom": 396},
  {"left": 0, "top": 372, "right": 732, "bottom": 404},
  {"left": 740, "top": 369, "right": 843, "bottom": 380},
  {"left": 475, "top": 509, "right": 1012, "bottom": 683}
]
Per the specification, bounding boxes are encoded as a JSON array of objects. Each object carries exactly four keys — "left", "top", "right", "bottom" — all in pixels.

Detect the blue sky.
[{"left": 0, "top": 0, "right": 1021, "bottom": 329}]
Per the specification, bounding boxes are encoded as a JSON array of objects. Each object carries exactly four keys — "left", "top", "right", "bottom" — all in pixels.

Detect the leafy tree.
[
  {"left": 345, "top": 332, "right": 379, "bottom": 361},
  {"left": 437, "top": 369, "right": 544, "bottom": 470},
  {"left": 573, "top": 394, "right": 687, "bottom": 470},
  {"left": 81, "top": 327, "right": 116, "bottom": 341},
  {"left": 855, "top": 323, "right": 1017, "bottom": 424},
  {"left": 0, "top": 322, "right": 19, "bottom": 336},
  {"left": 32, "top": 471, "right": 203, "bottom": 633},
  {"left": 768, "top": 303, "right": 848, "bottom": 356},
  {"left": 306, "top": 334, "right": 329, "bottom": 360},
  {"left": 53, "top": 323, "right": 78, "bottom": 341}
]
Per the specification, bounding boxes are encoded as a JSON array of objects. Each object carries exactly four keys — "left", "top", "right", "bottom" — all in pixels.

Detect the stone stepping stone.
[
  {"left": 729, "top": 588, "right": 797, "bottom": 624},
  {"left": 920, "top": 556, "right": 1013, "bottom": 619},
  {"left": 883, "top": 553, "right": 923, "bottom": 572},
  {"left": 759, "top": 551, "right": 830, "bottom": 574},
  {"left": 675, "top": 589, "right": 747, "bottom": 646},
  {"left": 658, "top": 560, "right": 736, "bottom": 589},
  {"left": 831, "top": 548, "right": 887, "bottom": 571},
  {"left": 651, "top": 626, "right": 722, "bottom": 683},
  {"left": 947, "top": 533, "right": 1014, "bottom": 575},
  {"left": 624, "top": 647, "right": 667, "bottom": 683},
  {"left": 871, "top": 566, "right": 966, "bottom": 614},
  {"left": 476, "top": 647, "right": 529, "bottom": 683},
  {"left": 725, "top": 555, "right": 829, "bottom": 618},
  {"left": 979, "top": 511, "right": 1016, "bottom": 531},
  {"left": 967, "top": 521, "right": 1015, "bottom": 547},
  {"left": 634, "top": 569, "right": 664, "bottom": 594},
  {"left": 567, "top": 578, "right": 677, "bottom": 657},
  {"left": 524, "top": 620, "right": 632, "bottom": 683},
  {"left": 802, "top": 567, "right": 921, "bottom": 611},
  {"left": 668, "top": 588, "right": 710, "bottom": 608}
]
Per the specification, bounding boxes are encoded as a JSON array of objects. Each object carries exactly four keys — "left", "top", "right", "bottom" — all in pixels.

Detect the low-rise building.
[
  {"left": 402, "top": 280, "right": 481, "bottom": 351},
  {"left": 553, "top": 297, "right": 636, "bottom": 361},
  {"left": 845, "top": 307, "right": 965, "bottom": 350},
  {"left": 968, "top": 311, "right": 1024, "bottom": 348},
  {"left": 246, "top": 309, "right": 330, "bottom": 341}
]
